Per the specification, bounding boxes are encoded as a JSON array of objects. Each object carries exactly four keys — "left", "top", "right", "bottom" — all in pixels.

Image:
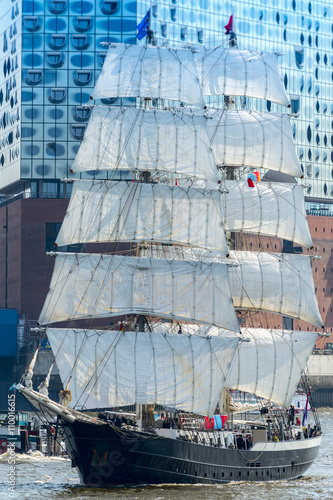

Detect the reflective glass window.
[
  {"left": 72, "top": 34, "right": 88, "bottom": 49},
  {"left": 71, "top": 124, "right": 86, "bottom": 140},
  {"left": 308, "top": 77, "right": 312, "bottom": 94},
  {"left": 101, "top": 0, "right": 119, "bottom": 15},
  {"left": 299, "top": 75, "right": 304, "bottom": 92},
  {"left": 49, "top": 1, "right": 66, "bottom": 14},
  {"left": 307, "top": 164, "right": 312, "bottom": 176},
  {"left": 49, "top": 88, "right": 66, "bottom": 103},
  {"left": 295, "top": 46, "right": 304, "bottom": 68},
  {"left": 50, "top": 34, "right": 66, "bottom": 49},
  {"left": 74, "top": 106, "right": 91, "bottom": 121},
  {"left": 74, "top": 70, "right": 92, "bottom": 85},
  {"left": 24, "top": 16, "right": 40, "bottom": 31},
  {"left": 101, "top": 97, "right": 118, "bottom": 105},
  {"left": 47, "top": 52, "right": 63, "bottom": 68},
  {"left": 3, "top": 32, "right": 8, "bottom": 53},
  {"left": 290, "top": 96, "right": 300, "bottom": 114},
  {"left": 75, "top": 17, "right": 92, "bottom": 32},
  {"left": 197, "top": 29, "right": 204, "bottom": 44},
  {"left": 98, "top": 52, "right": 107, "bottom": 65},
  {"left": 161, "top": 23, "right": 167, "bottom": 38},
  {"left": 26, "top": 70, "right": 42, "bottom": 85},
  {"left": 307, "top": 125, "right": 312, "bottom": 142}
]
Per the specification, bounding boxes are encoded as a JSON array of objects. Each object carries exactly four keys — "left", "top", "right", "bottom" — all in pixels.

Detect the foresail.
[
  {"left": 70, "top": 106, "right": 217, "bottom": 180},
  {"left": 194, "top": 48, "right": 290, "bottom": 107},
  {"left": 221, "top": 181, "right": 313, "bottom": 248},
  {"left": 47, "top": 328, "right": 239, "bottom": 415},
  {"left": 204, "top": 110, "right": 302, "bottom": 177},
  {"left": 229, "top": 251, "right": 323, "bottom": 327},
  {"left": 225, "top": 329, "right": 318, "bottom": 407},
  {"left": 91, "top": 43, "right": 204, "bottom": 105},
  {"left": 39, "top": 254, "right": 240, "bottom": 332},
  {"left": 56, "top": 180, "right": 229, "bottom": 255}
]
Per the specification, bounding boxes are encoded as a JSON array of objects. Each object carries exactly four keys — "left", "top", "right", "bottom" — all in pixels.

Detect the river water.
[{"left": 1, "top": 408, "right": 332, "bottom": 500}]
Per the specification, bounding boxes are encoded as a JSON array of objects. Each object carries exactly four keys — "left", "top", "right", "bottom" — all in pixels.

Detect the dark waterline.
[{"left": 1, "top": 408, "right": 332, "bottom": 500}]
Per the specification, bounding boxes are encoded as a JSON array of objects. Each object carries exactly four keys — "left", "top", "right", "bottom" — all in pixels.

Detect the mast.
[
  {"left": 225, "top": 29, "right": 237, "bottom": 252},
  {"left": 139, "top": 15, "right": 156, "bottom": 428},
  {"left": 139, "top": 10, "right": 153, "bottom": 337}
]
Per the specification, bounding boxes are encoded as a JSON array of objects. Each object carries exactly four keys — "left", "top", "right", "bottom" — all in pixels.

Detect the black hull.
[{"left": 62, "top": 420, "right": 321, "bottom": 487}]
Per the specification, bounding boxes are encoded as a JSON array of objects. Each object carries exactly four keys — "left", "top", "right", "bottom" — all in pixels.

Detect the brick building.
[
  {"left": 0, "top": 196, "right": 68, "bottom": 320},
  {"left": 235, "top": 213, "right": 333, "bottom": 348}
]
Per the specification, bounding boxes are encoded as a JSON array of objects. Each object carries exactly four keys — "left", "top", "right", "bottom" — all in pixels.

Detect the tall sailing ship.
[{"left": 17, "top": 25, "right": 324, "bottom": 486}]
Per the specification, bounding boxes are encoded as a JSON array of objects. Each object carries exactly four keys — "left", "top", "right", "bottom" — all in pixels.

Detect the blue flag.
[
  {"left": 137, "top": 10, "right": 150, "bottom": 40},
  {"left": 302, "top": 391, "right": 310, "bottom": 426}
]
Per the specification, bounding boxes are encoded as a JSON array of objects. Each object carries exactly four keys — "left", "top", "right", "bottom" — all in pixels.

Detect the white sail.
[
  {"left": 39, "top": 254, "right": 240, "bottom": 332},
  {"left": 195, "top": 48, "right": 290, "bottom": 107},
  {"left": 228, "top": 251, "right": 323, "bottom": 327},
  {"left": 70, "top": 106, "right": 217, "bottom": 179},
  {"left": 47, "top": 328, "right": 239, "bottom": 415},
  {"left": 225, "top": 329, "right": 318, "bottom": 407},
  {"left": 157, "top": 247, "right": 322, "bottom": 327},
  {"left": 152, "top": 322, "right": 230, "bottom": 337},
  {"left": 56, "top": 180, "right": 228, "bottom": 255},
  {"left": 204, "top": 110, "right": 302, "bottom": 177},
  {"left": 91, "top": 43, "right": 204, "bottom": 105},
  {"left": 221, "top": 181, "right": 313, "bottom": 248}
]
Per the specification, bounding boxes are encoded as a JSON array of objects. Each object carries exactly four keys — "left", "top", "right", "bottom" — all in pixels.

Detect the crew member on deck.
[{"left": 288, "top": 405, "right": 295, "bottom": 425}]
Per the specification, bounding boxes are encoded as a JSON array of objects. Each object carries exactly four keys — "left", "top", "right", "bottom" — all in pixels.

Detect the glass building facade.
[{"left": 0, "top": 0, "right": 332, "bottom": 200}]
